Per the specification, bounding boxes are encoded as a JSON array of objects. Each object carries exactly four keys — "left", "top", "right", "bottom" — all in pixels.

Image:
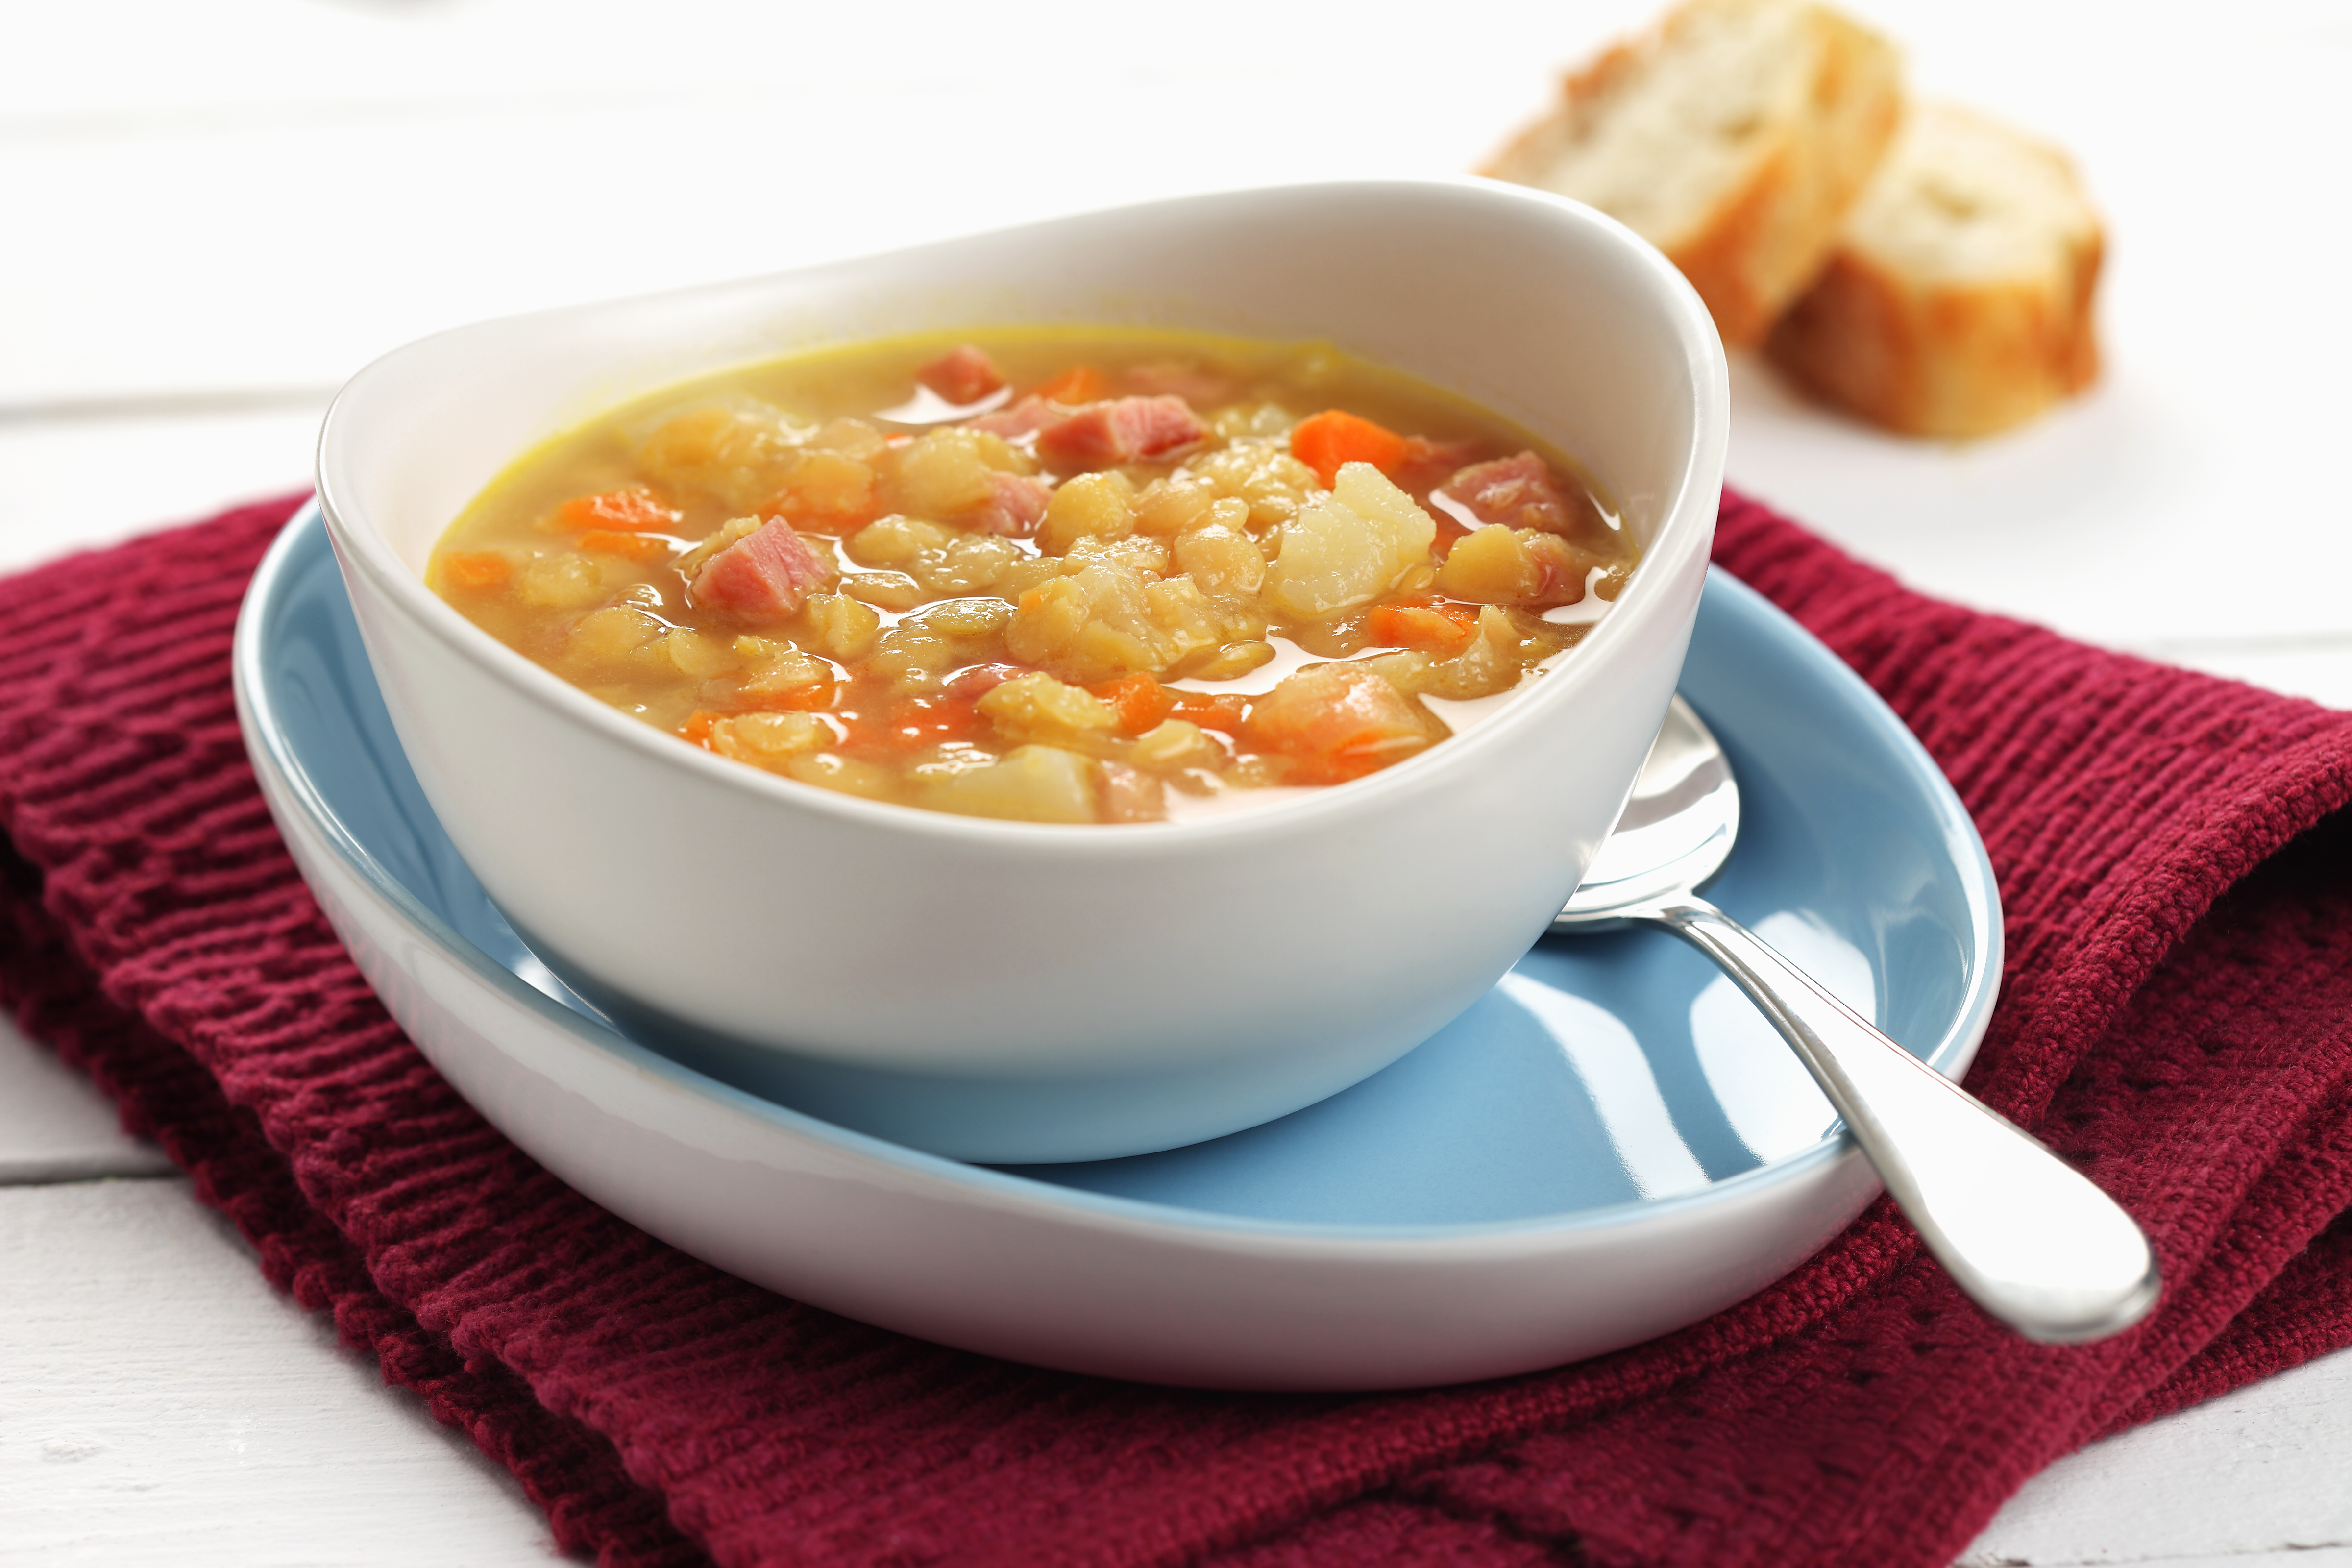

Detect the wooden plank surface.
[{"left": 3, "top": 0, "right": 2347, "bottom": 1563}]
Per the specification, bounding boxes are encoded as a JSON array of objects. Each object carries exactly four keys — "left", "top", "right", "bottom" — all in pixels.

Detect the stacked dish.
[{"left": 235, "top": 181, "right": 1999, "bottom": 1389}]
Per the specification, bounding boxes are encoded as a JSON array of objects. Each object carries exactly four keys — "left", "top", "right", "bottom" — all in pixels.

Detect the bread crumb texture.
[
  {"left": 1485, "top": 0, "right": 1901, "bottom": 347},
  {"left": 1767, "top": 101, "right": 2104, "bottom": 438}
]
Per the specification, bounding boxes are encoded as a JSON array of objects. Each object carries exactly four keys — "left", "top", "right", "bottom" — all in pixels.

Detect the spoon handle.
[{"left": 1644, "top": 894, "right": 2160, "bottom": 1343}]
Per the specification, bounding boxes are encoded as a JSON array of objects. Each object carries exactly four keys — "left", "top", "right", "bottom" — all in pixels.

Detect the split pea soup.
[{"left": 429, "top": 329, "right": 1635, "bottom": 825}]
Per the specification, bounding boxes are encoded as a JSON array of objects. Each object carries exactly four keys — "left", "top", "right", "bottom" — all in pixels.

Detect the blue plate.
[{"left": 252, "top": 503, "right": 2000, "bottom": 1229}]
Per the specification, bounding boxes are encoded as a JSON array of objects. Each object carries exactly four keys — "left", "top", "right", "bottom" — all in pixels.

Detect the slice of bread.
[
  {"left": 1765, "top": 101, "right": 2103, "bottom": 438},
  {"left": 1485, "top": 0, "right": 1902, "bottom": 347}
]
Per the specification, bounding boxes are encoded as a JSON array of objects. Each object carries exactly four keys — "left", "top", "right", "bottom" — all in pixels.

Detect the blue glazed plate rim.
[{"left": 234, "top": 499, "right": 2001, "bottom": 1245}]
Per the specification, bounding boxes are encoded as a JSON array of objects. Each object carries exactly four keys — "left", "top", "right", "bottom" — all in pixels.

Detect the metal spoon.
[{"left": 1554, "top": 696, "right": 2160, "bottom": 1343}]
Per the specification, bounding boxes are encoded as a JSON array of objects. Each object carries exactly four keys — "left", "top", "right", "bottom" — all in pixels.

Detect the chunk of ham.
[
  {"left": 1394, "top": 435, "right": 1485, "bottom": 493},
  {"left": 965, "top": 396, "right": 1061, "bottom": 441},
  {"left": 914, "top": 344, "right": 1006, "bottom": 407},
  {"left": 1436, "top": 451, "right": 1574, "bottom": 534},
  {"left": 965, "top": 471, "right": 1055, "bottom": 537},
  {"left": 1036, "top": 396, "right": 1206, "bottom": 469},
  {"left": 690, "top": 517, "right": 830, "bottom": 620}
]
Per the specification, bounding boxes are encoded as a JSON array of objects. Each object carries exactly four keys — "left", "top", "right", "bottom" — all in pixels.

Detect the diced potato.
[
  {"left": 1263, "top": 464, "right": 1437, "bottom": 619},
  {"left": 808, "top": 417, "right": 887, "bottom": 461},
  {"left": 1355, "top": 608, "right": 1559, "bottom": 702},
  {"left": 1065, "top": 533, "right": 1170, "bottom": 580},
  {"left": 772, "top": 449, "right": 876, "bottom": 531},
  {"left": 848, "top": 516, "right": 1017, "bottom": 596},
  {"left": 978, "top": 671, "right": 1117, "bottom": 735},
  {"left": 639, "top": 404, "right": 802, "bottom": 513},
  {"left": 1175, "top": 522, "right": 1263, "bottom": 597},
  {"left": 1004, "top": 557, "right": 1223, "bottom": 682},
  {"left": 802, "top": 592, "right": 882, "bottom": 662},
  {"left": 927, "top": 745, "right": 1100, "bottom": 824},
  {"left": 868, "top": 621, "right": 956, "bottom": 691},
  {"left": 568, "top": 605, "right": 665, "bottom": 667},
  {"left": 1131, "top": 718, "right": 1222, "bottom": 771},
  {"left": 518, "top": 554, "right": 607, "bottom": 610},
  {"left": 665, "top": 627, "right": 737, "bottom": 678},
  {"left": 1430, "top": 524, "right": 1543, "bottom": 606},
  {"left": 1037, "top": 471, "right": 1136, "bottom": 555},
  {"left": 925, "top": 535, "right": 1019, "bottom": 596},
  {"left": 911, "top": 596, "right": 1013, "bottom": 640},
  {"left": 847, "top": 514, "right": 954, "bottom": 567},
  {"left": 1185, "top": 443, "right": 1321, "bottom": 530},
  {"left": 1004, "top": 578, "right": 1092, "bottom": 665},
  {"left": 1131, "top": 473, "right": 1219, "bottom": 537},
  {"left": 738, "top": 645, "right": 832, "bottom": 703},
  {"left": 882, "top": 427, "right": 1031, "bottom": 521},
  {"left": 1243, "top": 662, "right": 1443, "bottom": 779}
]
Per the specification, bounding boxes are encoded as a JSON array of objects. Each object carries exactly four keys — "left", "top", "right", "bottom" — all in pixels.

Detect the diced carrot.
[
  {"left": 576, "top": 529, "right": 673, "bottom": 563},
  {"left": 441, "top": 551, "right": 512, "bottom": 590},
  {"left": 1290, "top": 410, "right": 1410, "bottom": 488},
  {"left": 858, "top": 694, "right": 986, "bottom": 752},
  {"left": 1033, "top": 364, "right": 1111, "bottom": 405},
  {"left": 682, "top": 710, "right": 722, "bottom": 748},
  {"left": 1167, "top": 691, "right": 1249, "bottom": 735},
  {"left": 1088, "top": 673, "right": 1175, "bottom": 735},
  {"left": 554, "top": 486, "right": 683, "bottom": 533},
  {"left": 1367, "top": 598, "right": 1478, "bottom": 652}
]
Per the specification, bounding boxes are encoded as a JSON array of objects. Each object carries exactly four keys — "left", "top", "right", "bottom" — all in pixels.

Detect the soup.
[{"left": 429, "top": 329, "right": 1634, "bottom": 825}]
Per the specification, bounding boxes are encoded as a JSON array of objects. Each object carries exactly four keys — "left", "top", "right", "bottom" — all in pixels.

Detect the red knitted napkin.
[{"left": 5, "top": 489, "right": 2352, "bottom": 1568}]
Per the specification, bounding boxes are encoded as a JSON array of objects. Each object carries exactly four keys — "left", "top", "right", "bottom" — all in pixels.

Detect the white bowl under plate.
[
  {"left": 235, "top": 503, "right": 2000, "bottom": 1390},
  {"left": 313, "top": 179, "right": 1728, "bottom": 1162}
]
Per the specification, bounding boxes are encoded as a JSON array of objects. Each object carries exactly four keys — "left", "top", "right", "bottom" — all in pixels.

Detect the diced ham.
[
  {"left": 1437, "top": 451, "right": 1574, "bottom": 534},
  {"left": 691, "top": 517, "right": 831, "bottom": 620},
  {"left": 1394, "top": 435, "right": 1485, "bottom": 493},
  {"left": 915, "top": 344, "right": 1005, "bottom": 407},
  {"left": 965, "top": 396, "right": 1061, "bottom": 440},
  {"left": 966, "top": 470, "right": 1054, "bottom": 537},
  {"left": 1036, "top": 396, "right": 1206, "bottom": 469}
]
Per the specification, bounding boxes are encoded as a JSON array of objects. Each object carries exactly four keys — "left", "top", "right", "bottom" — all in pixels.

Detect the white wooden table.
[{"left": 4, "top": 2, "right": 2348, "bottom": 1562}]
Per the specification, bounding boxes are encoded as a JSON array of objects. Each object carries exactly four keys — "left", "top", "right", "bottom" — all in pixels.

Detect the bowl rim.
[{"left": 315, "top": 176, "right": 1730, "bottom": 849}]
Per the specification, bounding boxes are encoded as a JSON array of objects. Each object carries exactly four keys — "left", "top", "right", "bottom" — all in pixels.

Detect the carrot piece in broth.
[
  {"left": 441, "top": 552, "right": 512, "bottom": 590},
  {"left": 1367, "top": 598, "right": 1478, "bottom": 652},
  {"left": 576, "top": 529, "right": 674, "bottom": 563},
  {"left": 1090, "top": 674, "right": 1176, "bottom": 735},
  {"left": 1033, "top": 364, "right": 1111, "bottom": 405},
  {"left": 1290, "top": 410, "right": 1409, "bottom": 488},
  {"left": 555, "top": 486, "right": 683, "bottom": 533},
  {"left": 1167, "top": 690, "right": 1249, "bottom": 736}
]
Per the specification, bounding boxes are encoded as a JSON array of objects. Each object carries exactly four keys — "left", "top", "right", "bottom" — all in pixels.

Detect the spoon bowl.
[{"left": 1556, "top": 696, "right": 2162, "bottom": 1343}]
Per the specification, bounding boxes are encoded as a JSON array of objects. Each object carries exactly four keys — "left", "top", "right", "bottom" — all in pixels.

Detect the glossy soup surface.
[{"left": 430, "top": 329, "right": 1635, "bottom": 825}]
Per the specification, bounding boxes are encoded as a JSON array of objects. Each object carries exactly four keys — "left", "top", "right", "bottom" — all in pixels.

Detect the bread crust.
[
  {"left": 1766, "top": 104, "right": 2103, "bottom": 438},
  {"left": 1484, "top": 0, "right": 1902, "bottom": 347}
]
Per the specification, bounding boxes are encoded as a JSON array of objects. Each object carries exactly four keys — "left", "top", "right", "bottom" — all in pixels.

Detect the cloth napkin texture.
[{"left": 5, "top": 488, "right": 2352, "bottom": 1568}]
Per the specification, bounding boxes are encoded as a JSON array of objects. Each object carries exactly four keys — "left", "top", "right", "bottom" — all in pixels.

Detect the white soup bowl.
[{"left": 314, "top": 178, "right": 1729, "bottom": 1163}]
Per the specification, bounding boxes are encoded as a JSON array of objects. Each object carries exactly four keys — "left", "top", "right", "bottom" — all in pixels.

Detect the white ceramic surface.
[
  {"left": 234, "top": 508, "right": 2000, "bottom": 1389},
  {"left": 312, "top": 179, "right": 1730, "bottom": 1162}
]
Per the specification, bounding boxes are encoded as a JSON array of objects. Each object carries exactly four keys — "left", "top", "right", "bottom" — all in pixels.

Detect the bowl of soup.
[{"left": 313, "top": 178, "right": 1729, "bottom": 1162}]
